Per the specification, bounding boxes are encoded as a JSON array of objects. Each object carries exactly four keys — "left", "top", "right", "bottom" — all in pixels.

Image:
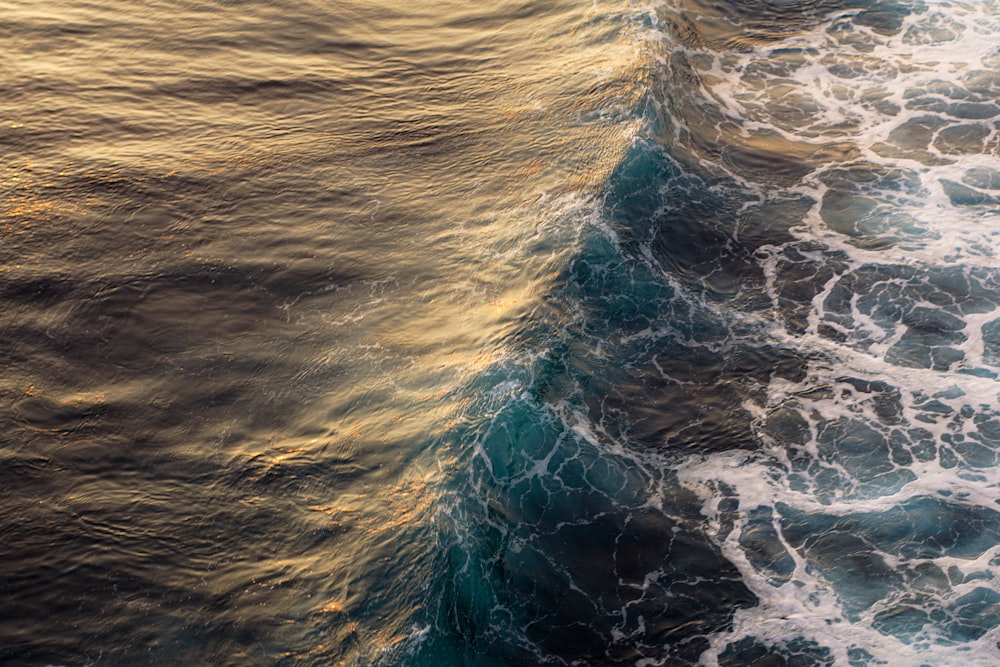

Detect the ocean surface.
[{"left": 3, "top": 0, "right": 1000, "bottom": 665}]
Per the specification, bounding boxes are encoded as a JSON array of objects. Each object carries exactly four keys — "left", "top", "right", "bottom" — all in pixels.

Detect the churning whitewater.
[{"left": 415, "top": 1, "right": 1000, "bottom": 665}]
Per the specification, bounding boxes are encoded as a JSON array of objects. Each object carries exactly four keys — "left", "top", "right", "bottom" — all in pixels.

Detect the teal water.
[{"left": 3, "top": 1, "right": 1000, "bottom": 665}]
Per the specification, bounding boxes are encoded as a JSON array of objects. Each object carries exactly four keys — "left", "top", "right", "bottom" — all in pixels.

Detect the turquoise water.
[{"left": 3, "top": 1, "right": 1000, "bottom": 665}]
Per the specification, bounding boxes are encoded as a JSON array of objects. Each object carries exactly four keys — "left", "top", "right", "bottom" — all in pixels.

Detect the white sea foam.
[{"left": 653, "top": 0, "right": 1000, "bottom": 664}]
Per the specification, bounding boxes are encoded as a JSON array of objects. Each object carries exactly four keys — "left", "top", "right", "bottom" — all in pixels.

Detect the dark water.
[{"left": 3, "top": 0, "right": 1000, "bottom": 665}]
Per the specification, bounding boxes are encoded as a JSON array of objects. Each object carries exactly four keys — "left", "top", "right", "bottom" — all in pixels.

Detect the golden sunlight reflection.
[
  {"left": 307, "top": 464, "right": 450, "bottom": 534},
  {"left": 3, "top": 163, "right": 75, "bottom": 229},
  {"left": 0, "top": 0, "right": 656, "bottom": 663},
  {"left": 300, "top": 469, "right": 452, "bottom": 657}
]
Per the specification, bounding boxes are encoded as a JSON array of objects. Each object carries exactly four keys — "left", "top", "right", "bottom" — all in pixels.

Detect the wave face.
[{"left": 414, "top": 1, "right": 1000, "bottom": 665}]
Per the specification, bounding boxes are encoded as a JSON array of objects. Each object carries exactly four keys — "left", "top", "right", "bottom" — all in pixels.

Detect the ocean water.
[{"left": 2, "top": 0, "right": 1000, "bottom": 665}]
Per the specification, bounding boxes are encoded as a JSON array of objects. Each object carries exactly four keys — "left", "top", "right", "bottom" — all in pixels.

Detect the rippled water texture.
[
  {"left": 4, "top": 0, "right": 1000, "bottom": 665},
  {"left": 1, "top": 1, "right": 640, "bottom": 664}
]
